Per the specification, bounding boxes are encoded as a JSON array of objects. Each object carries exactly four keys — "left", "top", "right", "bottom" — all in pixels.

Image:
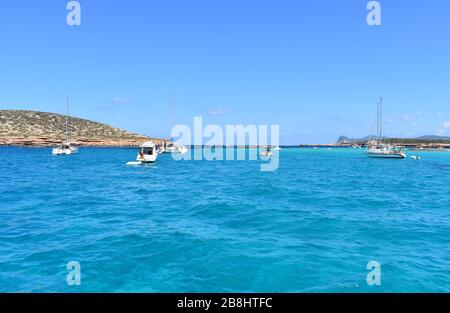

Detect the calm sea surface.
[{"left": 0, "top": 147, "right": 449, "bottom": 292}]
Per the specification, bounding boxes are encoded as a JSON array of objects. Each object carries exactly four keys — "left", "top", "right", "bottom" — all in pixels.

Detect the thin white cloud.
[
  {"left": 436, "top": 112, "right": 443, "bottom": 117},
  {"left": 112, "top": 97, "right": 141, "bottom": 105},
  {"left": 403, "top": 110, "right": 423, "bottom": 121},
  {"left": 434, "top": 121, "right": 450, "bottom": 136},
  {"left": 207, "top": 107, "right": 229, "bottom": 116}
]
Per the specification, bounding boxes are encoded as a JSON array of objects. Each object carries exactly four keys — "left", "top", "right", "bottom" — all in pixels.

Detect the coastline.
[
  {"left": 2, "top": 141, "right": 450, "bottom": 150},
  {"left": 300, "top": 142, "right": 450, "bottom": 149},
  {"left": 0, "top": 136, "right": 168, "bottom": 148}
]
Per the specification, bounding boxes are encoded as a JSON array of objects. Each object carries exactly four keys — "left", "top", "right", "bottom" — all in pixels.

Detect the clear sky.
[{"left": 1, "top": 0, "right": 449, "bottom": 144}]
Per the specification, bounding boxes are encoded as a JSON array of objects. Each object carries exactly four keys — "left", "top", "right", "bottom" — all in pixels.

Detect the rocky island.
[
  {"left": 0, "top": 110, "right": 166, "bottom": 147},
  {"left": 335, "top": 135, "right": 450, "bottom": 149},
  {"left": 299, "top": 135, "right": 450, "bottom": 149}
]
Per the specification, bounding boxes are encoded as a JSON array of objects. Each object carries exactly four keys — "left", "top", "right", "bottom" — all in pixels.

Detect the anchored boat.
[
  {"left": 52, "top": 97, "right": 78, "bottom": 155},
  {"left": 127, "top": 141, "right": 159, "bottom": 165},
  {"left": 165, "top": 142, "right": 188, "bottom": 154},
  {"left": 134, "top": 141, "right": 158, "bottom": 164},
  {"left": 367, "top": 98, "right": 406, "bottom": 159},
  {"left": 260, "top": 146, "right": 273, "bottom": 157},
  {"left": 367, "top": 143, "right": 406, "bottom": 159},
  {"left": 52, "top": 142, "right": 78, "bottom": 155}
]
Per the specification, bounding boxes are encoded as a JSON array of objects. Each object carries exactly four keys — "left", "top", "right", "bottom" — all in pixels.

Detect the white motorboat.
[
  {"left": 273, "top": 146, "right": 282, "bottom": 151},
  {"left": 367, "top": 98, "right": 406, "bottom": 159},
  {"left": 164, "top": 142, "right": 188, "bottom": 154},
  {"left": 52, "top": 97, "right": 78, "bottom": 155},
  {"left": 135, "top": 141, "right": 158, "bottom": 163}
]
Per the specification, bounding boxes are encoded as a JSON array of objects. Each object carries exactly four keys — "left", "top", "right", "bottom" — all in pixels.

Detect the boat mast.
[
  {"left": 66, "top": 96, "right": 70, "bottom": 143},
  {"left": 375, "top": 97, "right": 383, "bottom": 142},
  {"left": 169, "top": 86, "right": 176, "bottom": 143},
  {"left": 379, "top": 97, "right": 383, "bottom": 139},
  {"left": 375, "top": 99, "right": 379, "bottom": 141}
]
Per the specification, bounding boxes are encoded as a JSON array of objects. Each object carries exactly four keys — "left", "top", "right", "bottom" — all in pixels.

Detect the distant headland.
[
  {"left": 0, "top": 110, "right": 166, "bottom": 147},
  {"left": 300, "top": 135, "right": 450, "bottom": 149}
]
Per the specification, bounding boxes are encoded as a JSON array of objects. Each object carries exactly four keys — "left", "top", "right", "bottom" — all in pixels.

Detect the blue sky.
[{"left": 1, "top": 0, "right": 449, "bottom": 144}]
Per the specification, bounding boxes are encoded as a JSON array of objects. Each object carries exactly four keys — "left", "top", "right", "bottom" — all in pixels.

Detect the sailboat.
[
  {"left": 52, "top": 97, "right": 79, "bottom": 155},
  {"left": 352, "top": 137, "right": 361, "bottom": 149},
  {"left": 161, "top": 87, "right": 188, "bottom": 155},
  {"left": 367, "top": 98, "right": 406, "bottom": 159}
]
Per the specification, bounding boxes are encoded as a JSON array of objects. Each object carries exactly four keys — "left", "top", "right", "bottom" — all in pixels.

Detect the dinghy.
[{"left": 260, "top": 146, "right": 273, "bottom": 157}]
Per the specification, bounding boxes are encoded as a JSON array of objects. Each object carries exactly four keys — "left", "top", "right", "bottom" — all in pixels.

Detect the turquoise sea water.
[{"left": 0, "top": 147, "right": 449, "bottom": 292}]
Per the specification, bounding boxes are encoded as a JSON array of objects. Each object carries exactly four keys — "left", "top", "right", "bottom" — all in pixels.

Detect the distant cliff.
[
  {"left": 0, "top": 110, "right": 165, "bottom": 147},
  {"left": 336, "top": 136, "right": 372, "bottom": 144}
]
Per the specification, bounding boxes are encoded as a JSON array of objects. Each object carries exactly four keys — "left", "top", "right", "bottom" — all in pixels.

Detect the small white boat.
[
  {"left": 165, "top": 142, "right": 188, "bottom": 154},
  {"left": 177, "top": 144, "right": 188, "bottom": 154},
  {"left": 52, "top": 143, "right": 78, "bottom": 155},
  {"left": 165, "top": 145, "right": 177, "bottom": 153},
  {"left": 52, "top": 97, "right": 78, "bottom": 156},
  {"left": 351, "top": 136, "right": 362, "bottom": 149},
  {"left": 273, "top": 146, "right": 282, "bottom": 151},
  {"left": 156, "top": 143, "right": 166, "bottom": 154},
  {"left": 260, "top": 146, "right": 273, "bottom": 157},
  {"left": 133, "top": 141, "right": 158, "bottom": 164}
]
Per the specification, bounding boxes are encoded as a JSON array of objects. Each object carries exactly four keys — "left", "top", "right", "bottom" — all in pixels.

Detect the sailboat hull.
[
  {"left": 52, "top": 147, "right": 78, "bottom": 155},
  {"left": 367, "top": 152, "right": 405, "bottom": 159}
]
